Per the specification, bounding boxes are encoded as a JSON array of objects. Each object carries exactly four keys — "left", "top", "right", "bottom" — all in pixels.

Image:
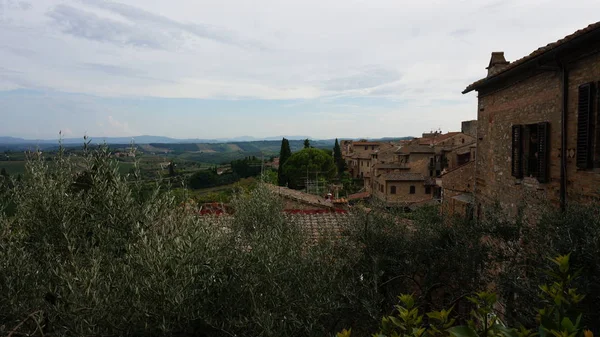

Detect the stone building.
[
  {"left": 342, "top": 140, "right": 392, "bottom": 179},
  {"left": 367, "top": 130, "right": 475, "bottom": 208},
  {"left": 463, "top": 22, "right": 600, "bottom": 219}
]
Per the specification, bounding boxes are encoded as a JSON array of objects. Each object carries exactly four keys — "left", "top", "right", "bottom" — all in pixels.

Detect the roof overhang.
[{"left": 463, "top": 22, "right": 600, "bottom": 94}]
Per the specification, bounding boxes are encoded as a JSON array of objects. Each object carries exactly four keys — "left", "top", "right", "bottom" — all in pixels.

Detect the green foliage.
[
  {"left": 304, "top": 138, "right": 311, "bottom": 149},
  {"left": 282, "top": 148, "right": 336, "bottom": 189},
  {"left": 484, "top": 203, "right": 600, "bottom": 330},
  {"left": 231, "top": 156, "right": 262, "bottom": 178},
  {"left": 333, "top": 138, "right": 347, "bottom": 177},
  {"left": 278, "top": 138, "right": 292, "bottom": 186},
  {"left": 187, "top": 169, "right": 239, "bottom": 189},
  {"left": 0, "top": 146, "right": 366, "bottom": 337},
  {"left": 342, "top": 254, "right": 591, "bottom": 337}
]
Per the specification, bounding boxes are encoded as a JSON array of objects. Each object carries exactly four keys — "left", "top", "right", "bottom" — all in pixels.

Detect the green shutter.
[
  {"left": 512, "top": 125, "right": 523, "bottom": 178},
  {"left": 537, "top": 122, "right": 550, "bottom": 183},
  {"left": 576, "top": 83, "right": 594, "bottom": 169}
]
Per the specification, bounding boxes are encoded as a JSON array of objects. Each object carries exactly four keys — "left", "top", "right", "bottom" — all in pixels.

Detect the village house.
[
  {"left": 437, "top": 122, "right": 478, "bottom": 217},
  {"left": 367, "top": 128, "right": 476, "bottom": 208},
  {"left": 463, "top": 22, "right": 600, "bottom": 219},
  {"left": 342, "top": 140, "right": 393, "bottom": 179}
]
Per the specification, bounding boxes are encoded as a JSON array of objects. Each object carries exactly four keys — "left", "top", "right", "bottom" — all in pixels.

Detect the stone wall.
[
  {"left": 441, "top": 161, "right": 474, "bottom": 217},
  {"left": 474, "top": 51, "right": 600, "bottom": 219}
]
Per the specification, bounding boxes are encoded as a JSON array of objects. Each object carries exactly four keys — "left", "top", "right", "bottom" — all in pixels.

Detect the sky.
[{"left": 1, "top": 0, "right": 599, "bottom": 140}]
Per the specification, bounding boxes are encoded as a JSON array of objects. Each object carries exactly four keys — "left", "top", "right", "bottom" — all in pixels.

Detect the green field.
[{"left": 0, "top": 161, "right": 27, "bottom": 175}]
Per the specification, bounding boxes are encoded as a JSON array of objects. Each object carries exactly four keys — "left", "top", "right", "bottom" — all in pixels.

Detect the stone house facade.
[
  {"left": 342, "top": 140, "right": 392, "bottom": 179},
  {"left": 463, "top": 22, "right": 600, "bottom": 218}
]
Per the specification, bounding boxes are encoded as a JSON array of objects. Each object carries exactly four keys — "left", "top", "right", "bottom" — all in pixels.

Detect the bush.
[
  {"left": 339, "top": 254, "right": 593, "bottom": 337},
  {"left": 0, "top": 145, "right": 368, "bottom": 337}
]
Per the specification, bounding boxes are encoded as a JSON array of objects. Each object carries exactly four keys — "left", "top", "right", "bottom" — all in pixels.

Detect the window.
[
  {"left": 380, "top": 185, "right": 383, "bottom": 192},
  {"left": 409, "top": 185, "right": 415, "bottom": 194},
  {"left": 425, "top": 186, "right": 431, "bottom": 194},
  {"left": 457, "top": 153, "right": 471, "bottom": 166},
  {"left": 391, "top": 186, "right": 396, "bottom": 194},
  {"left": 511, "top": 122, "right": 550, "bottom": 182},
  {"left": 576, "top": 83, "right": 600, "bottom": 169},
  {"left": 365, "top": 146, "right": 368, "bottom": 150},
  {"left": 367, "top": 161, "right": 369, "bottom": 167},
  {"left": 371, "top": 145, "right": 375, "bottom": 150}
]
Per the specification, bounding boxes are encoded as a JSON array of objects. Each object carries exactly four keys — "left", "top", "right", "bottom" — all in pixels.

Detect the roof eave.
[{"left": 462, "top": 25, "right": 600, "bottom": 94}]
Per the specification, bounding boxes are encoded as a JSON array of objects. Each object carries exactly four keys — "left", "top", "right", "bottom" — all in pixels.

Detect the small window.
[
  {"left": 576, "top": 83, "right": 600, "bottom": 169},
  {"left": 391, "top": 186, "right": 396, "bottom": 194},
  {"left": 380, "top": 185, "right": 383, "bottom": 192},
  {"left": 409, "top": 186, "right": 415, "bottom": 194},
  {"left": 512, "top": 122, "right": 550, "bottom": 182},
  {"left": 372, "top": 145, "right": 375, "bottom": 150},
  {"left": 425, "top": 186, "right": 431, "bottom": 194},
  {"left": 367, "top": 161, "right": 370, "bottom": 167},
  {"left": 365, "top": 146, "right": 368, "bottom": 150}
]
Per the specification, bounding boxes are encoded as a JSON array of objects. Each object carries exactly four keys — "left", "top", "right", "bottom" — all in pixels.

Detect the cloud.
[
  {"left": 321, "top": 66, "right": 402, "bottom": 91},
  {"left": 449, "top": 29, "right": 473, "bottom": 37},
  {"left": 46, "top": 0, "right": 267, "bottom": 50},
  {"left": 107, "top": 115, "right": 134, "bottom": 135},
  {"left": 79, "top": 63, "right": 177, "bottom": 83},
  {"left": 2, "top": 0, "right": 32, "bottom": 11},
  {"left": 47, "top": 5, "right": 171, "bottom": 49}
]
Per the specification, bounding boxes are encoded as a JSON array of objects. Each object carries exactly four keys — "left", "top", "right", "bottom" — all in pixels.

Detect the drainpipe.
[{"left": 560, "top": 63, "right": 568, "bottom": 212}]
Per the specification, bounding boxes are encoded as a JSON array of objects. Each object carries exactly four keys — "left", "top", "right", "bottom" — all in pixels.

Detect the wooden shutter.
[
  {"left": 577, "top": 83, "right": 594, "bottom": 169},
  {"left": 512, "top": 125, "right": 523, "bottom": 178},
  {"left": 537, "top": 122, "right": 550, "bottom": 183}
]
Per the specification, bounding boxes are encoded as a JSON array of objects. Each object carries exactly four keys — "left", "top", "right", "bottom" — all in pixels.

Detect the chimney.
[{"left": 486, "top": 52, "right": 510, "bottom": 76}]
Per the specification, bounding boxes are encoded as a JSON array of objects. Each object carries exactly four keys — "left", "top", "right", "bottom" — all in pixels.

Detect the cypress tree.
[
  {"left": 303, "top": 139, "right": 310, "bottom": 149},
  {"left": 333, "top": 138, "right": 346, "bottom": 176},
  {"left": 278, "top": 138, "right": 292, "bottom": 186}
]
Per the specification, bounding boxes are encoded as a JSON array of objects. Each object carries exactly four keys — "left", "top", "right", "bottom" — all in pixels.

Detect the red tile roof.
[
  {"left": 464, "top": 21, "right": 600, "bottom": 93},
  {"left": 348, "top": 191, "right": 371, "bottom": 200}
]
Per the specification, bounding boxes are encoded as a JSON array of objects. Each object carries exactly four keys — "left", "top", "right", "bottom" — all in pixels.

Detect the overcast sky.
[{"left": 1, "top": 0, "right": 599, "bottom": 139}]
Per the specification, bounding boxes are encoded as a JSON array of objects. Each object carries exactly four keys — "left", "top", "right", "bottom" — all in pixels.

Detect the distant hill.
[
  {"left": 0, "top": 135, "right": 412, "bottom": 147},
  {"left": 0, "top": 135, "right": 313, "bottom": 146}
]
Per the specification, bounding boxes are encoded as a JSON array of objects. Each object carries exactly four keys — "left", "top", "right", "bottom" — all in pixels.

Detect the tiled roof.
[
  {"left": 351, "top": 153, "right": 372, "bottom": 159},
  {"left": 353, "top": 141, "right": 381, "bottom": 146},
  {"left": 397, "top": 145, "right": 435, "bottom": 154},
  {"left": 463, "top": 21, "right": 600, "bottom": 93},
  {"left": 348, "top": 191, "right": 371, "bottom": 200},
  {"left": 265, "top": 184, "right": 335, "bottom": 209},
  {"left": 200, "top": 213, "right": 353, "bottom": 243},
  {"left": 417, "top": 132, "right": 460, "bottom": 145},
  {"left": 382, "top": 172, "right": 425, "bottom": 181},
  {"left": 287, "top": 212, "right": 351, "bottom": 242}
]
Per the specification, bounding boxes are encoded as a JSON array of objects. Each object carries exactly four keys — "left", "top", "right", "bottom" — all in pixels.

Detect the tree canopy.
[
  {"left": 277, "top": 138, "right": 292, "bottom": 186},
  {"left": 282, "top": 148, "right": 336, "bottom": 189}
]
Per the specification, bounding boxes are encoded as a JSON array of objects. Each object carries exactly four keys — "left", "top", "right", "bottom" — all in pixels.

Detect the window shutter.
[
  {"left": 537, "top": 122, "right": 550, "bottom": 183},
  {"left": 511, "top": 125, "right": 523, "bottom": 178},
  {"left": 577, "top": 83, "right": 594, "bottom": 169}
]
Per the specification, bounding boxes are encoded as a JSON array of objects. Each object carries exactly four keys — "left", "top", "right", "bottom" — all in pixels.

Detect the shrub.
[{"left": 0, "top": 145, "right": 368, "bottom": 337}]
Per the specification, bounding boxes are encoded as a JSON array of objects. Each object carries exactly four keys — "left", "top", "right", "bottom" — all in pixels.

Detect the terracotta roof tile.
[{"left": 464, "top": 21, "right": 600, "bottom": 93}]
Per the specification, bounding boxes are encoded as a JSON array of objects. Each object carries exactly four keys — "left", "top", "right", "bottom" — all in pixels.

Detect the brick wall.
[
  {"left": 441, "top": 161, "right": 474, "bottom": 216},
  {"left": 474, "top": 52, "right": 600, "bottom": 218}
]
